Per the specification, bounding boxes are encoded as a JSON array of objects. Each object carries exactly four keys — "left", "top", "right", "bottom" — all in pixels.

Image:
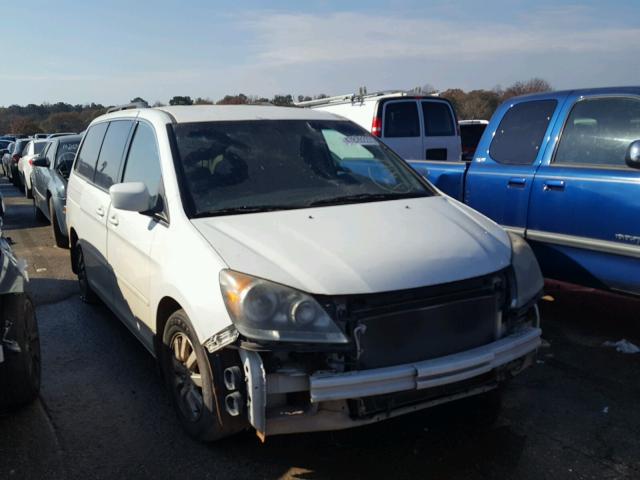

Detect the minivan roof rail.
[
  {"left": 295, "top": 89, "right": 408, "bottom": 108},
  {"left": 106, "top": 102, "right": 149, "bottom": 114}
]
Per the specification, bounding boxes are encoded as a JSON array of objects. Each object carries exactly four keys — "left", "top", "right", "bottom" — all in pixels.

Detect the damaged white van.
[{"left": 65, "top": 104, "right": 543, "bottom": 441}]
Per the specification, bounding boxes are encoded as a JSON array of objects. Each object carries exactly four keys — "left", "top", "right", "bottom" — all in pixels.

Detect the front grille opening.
[{"left": 337, "top": 272, "right": 508, "bottom": 370}]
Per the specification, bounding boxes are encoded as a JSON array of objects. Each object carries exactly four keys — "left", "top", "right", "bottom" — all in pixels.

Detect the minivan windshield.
[{"left": 172, "top": 120, "right": 434, "bottom": 217}]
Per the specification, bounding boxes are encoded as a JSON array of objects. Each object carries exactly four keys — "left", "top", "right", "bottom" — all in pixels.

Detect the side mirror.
[
  {"left": 625, "top": 140, "right": 640, "bottom": 169},
  {"left": 109, "top": 182, "right": 150, "bottom": 212},
  {"left": 31, "top": 157, "right": 50, "bottom": 168}
]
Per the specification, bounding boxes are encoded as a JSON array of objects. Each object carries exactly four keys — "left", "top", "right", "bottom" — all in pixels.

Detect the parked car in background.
[
  {"left": 459, "top": 120, "right": 489, "bottom": 161},
  {"left": 4, "top": 139, "right": 31, "bottom": 186},
  {"left": 0, "top": 140, "right": 12, "bottom": 176},
  {"left": 47, "top": 132, "right": 76, "bottom": 139},
  {"left": 0, "top": 220, "right": 40, "bottom": 411},
  {"left": 34, "top": 134, "right": 49, "bottom": 140},
  {"left": 66, "top": 104, "right": 542, "bottom": 441},
  {"left": 297, "top": 90, "right": 462, "bottom": 161},
  {"left": 1, "top": 143, "right": 14, "bottom": 178},
  {"left": 18, "top": 140, "right": 49, "bottom": 198},
  {"left": 32, "top": 135, "right": 81, "bottom": 247},
  {"left": 413, "top": 86, "right": 640, "bottom": 296}
]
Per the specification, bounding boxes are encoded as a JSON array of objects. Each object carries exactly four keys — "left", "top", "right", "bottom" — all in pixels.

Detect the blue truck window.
[
  {"left": 489, "top": 100, "right": 557, "bottom": 165},
  {"left": 554, "top": 97, "right": 640, "bottom": 168}
]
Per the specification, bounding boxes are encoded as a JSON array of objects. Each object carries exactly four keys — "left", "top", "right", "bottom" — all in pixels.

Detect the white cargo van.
[{"left": 297, "top": 91, "right": 462, "bottom": 162}]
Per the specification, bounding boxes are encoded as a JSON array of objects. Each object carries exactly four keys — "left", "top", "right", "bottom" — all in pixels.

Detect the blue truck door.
[
  {"left": 526, "top": 94, "right": 640, "bottom": 294},
  {"left": 464, "top": 97, "right": 563, "bottom": 232}
]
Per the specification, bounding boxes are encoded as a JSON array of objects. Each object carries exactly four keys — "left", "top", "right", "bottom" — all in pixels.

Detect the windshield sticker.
[{"left": 343, "top": 135, "right": 378, "bottom": 146}]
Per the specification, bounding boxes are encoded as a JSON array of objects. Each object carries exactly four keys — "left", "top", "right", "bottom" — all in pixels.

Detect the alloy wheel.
[{"left": 170, "top": 332, "right": 204, "bottom": 422}]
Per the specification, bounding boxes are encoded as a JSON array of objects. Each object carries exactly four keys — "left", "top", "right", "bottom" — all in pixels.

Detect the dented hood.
[{"left": 191, "top": 196, "right": 512, "bottom": 295}]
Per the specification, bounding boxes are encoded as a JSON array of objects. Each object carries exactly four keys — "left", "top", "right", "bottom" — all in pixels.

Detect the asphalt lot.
[{"left": 0, "top": 177, "right": 639, "bottom": 480}]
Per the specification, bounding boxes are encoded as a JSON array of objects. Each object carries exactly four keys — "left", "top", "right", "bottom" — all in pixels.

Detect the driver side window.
[{"left": 554, "top": 97, "right": 640, "bottom": 168}]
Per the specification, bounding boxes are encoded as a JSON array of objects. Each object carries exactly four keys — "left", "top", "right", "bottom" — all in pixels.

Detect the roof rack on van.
[
  {"left": 295, "top": 88, "right": 407, "bottom": 108},
  {"left": 106, "top": 102, "right": 149, "bottom": 114}
]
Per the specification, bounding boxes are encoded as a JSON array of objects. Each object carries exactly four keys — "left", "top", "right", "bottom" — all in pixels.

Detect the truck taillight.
[{"left": 371, "top": 116, "right": 382, "bottom": 137}]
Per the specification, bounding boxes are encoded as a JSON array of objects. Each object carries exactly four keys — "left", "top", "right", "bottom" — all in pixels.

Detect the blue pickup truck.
[{"left": 409, "top": 87, "right": 640, "bottom": 296}]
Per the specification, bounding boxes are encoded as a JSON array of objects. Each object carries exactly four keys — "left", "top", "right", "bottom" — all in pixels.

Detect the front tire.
[
  {"left": 75, "top": 245, "right": 98, "bottom": 303},
  {"left": 160, "top": 310, "right": 231, "bottom": 441},
  {"left": 50, "top": 200, "right": 68, "bottom": 249},
  {"left": 0, "top": 294, "right": 41, "bottom": 411}
]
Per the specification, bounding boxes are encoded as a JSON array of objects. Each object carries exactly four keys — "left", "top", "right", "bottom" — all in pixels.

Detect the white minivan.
[
  {"left": 297, "top": 91, "right": 462, "bottom": 162},
  {"left": 66, "top": 104, "right": 542, "bottom": 441}
]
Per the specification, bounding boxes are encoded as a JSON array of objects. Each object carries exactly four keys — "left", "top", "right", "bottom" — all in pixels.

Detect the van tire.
[
  {"left": 75, "top": 245, "right": 98, "bottom": 303},
  {"left": 160, "top": 310, "right": 232, "bottom": 442},
  {"left": 50, "top": 200, "right": 68, "bottom": 249},
  {"left": 0, "top": 294, "right": 41, "bottom": 411}
]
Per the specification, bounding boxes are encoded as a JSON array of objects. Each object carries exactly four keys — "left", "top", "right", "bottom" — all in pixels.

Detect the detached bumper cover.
[{"left": 309, "top": 327, "right": 541, "bottom": 403}]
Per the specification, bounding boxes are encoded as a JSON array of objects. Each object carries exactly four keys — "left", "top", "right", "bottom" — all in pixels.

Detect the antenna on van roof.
[{"left": 106, "top": 102, "right": 149, "bottom": 114}]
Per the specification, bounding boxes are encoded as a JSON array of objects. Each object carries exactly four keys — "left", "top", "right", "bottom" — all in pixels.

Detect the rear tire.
[
  {"left": 24, "top": 181, "right": 33, "bottom": 199},
  {"left": 0, "top": 294, "right": 41, "bottom": 411},
  {"left": 34, "top": 198, "right": 47, "bottom": 222},
  {"left": 50, "top": 200, "right": 68, "bottom": 249},
  {"left": 75, "top": 245, "right": 98, "bottom": 303},
  {"left": 160, "top": 310, "right": 233, "bottom": 442}
]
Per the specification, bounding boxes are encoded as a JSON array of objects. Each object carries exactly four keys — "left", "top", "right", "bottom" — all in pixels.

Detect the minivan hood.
[{"left": 191, "top": 196, "right": 511, "bottom": 295}]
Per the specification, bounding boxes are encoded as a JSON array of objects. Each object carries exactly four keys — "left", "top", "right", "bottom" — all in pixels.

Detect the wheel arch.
[{"left": 155, "top": 296, "right": 183, "bottom": 356}]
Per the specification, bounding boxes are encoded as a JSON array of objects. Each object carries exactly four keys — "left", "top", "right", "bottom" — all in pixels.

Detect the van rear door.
[
  {"left": 420, "top": 99, "right": 460, "bottom": 161},
  {"left": 381, "top": 100, "right": 422, "bottom": 160}
]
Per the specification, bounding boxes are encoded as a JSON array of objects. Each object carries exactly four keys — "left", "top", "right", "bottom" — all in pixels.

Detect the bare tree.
[{"left": 502, "top": 78, "right": 552, "bottom": 100}]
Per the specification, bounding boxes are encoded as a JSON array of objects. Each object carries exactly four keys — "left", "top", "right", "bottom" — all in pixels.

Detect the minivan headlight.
[
  {"left": 508, "top": 232, "right": 544, "bottom": 308},
  {"left": 219, "top": 270, "right": 348, "bottom": 344}
]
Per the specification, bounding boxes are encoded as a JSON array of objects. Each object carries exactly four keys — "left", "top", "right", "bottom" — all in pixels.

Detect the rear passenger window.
[
  {"left": 554, "top": 97, "right": 640, "bottom": 168},
  {"left": 94, "top": 121, "right": 133, "bottom": 189},
  {"left": 384, "top": 101, "right": 420, "bottom": 138},
  {"left": 123, "top": 123, "right": 162, "bottom": 208},
  {"left": 422, "top": 101, "right": 455, "bottom": 136},
  {"left": 489, "top": 100, "right": 557, "bottom": 165},
  {"left": 74, "top": 123, "right": 108, "bottom": 180}
]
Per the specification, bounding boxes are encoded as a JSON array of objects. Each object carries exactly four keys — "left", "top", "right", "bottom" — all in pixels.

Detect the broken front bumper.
[{"left": 239, "top": 326, "right": 541, "bottom": 437}]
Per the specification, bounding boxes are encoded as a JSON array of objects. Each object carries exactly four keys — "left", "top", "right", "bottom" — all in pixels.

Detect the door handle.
[
  {"left": 95, "top": 206, "right": 105, "bottom": 217},
  {"left": 543, "top": 180, "right": 565, "bottom": 191},
  {"left": 108, "top": 215, "right": 119, "bottom": 226},
  {"left": 508, "top": 177, "right": 526, "bottom": 188}
]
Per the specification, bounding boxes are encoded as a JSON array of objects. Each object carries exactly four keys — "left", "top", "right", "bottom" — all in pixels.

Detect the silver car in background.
[{"left": 32, "top": 135, "right": 81, "bottom": 248}]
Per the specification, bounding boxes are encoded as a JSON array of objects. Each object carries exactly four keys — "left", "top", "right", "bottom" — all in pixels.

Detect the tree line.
[{"left": 1, "top": 78, "right": 551, "bottom": 135}]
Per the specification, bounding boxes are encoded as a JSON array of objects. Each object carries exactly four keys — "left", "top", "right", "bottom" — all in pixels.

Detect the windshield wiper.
[
  {"left": 307, "top": 192, "right": 426, "bottom": 207},
  {"left": 192, "top": 205, "right": 302, "bottom": 218}
]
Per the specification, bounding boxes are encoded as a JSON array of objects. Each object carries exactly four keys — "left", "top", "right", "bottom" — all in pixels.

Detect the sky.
[{"left": 1, "top": 0, "right": 639, "bottom": 106}]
